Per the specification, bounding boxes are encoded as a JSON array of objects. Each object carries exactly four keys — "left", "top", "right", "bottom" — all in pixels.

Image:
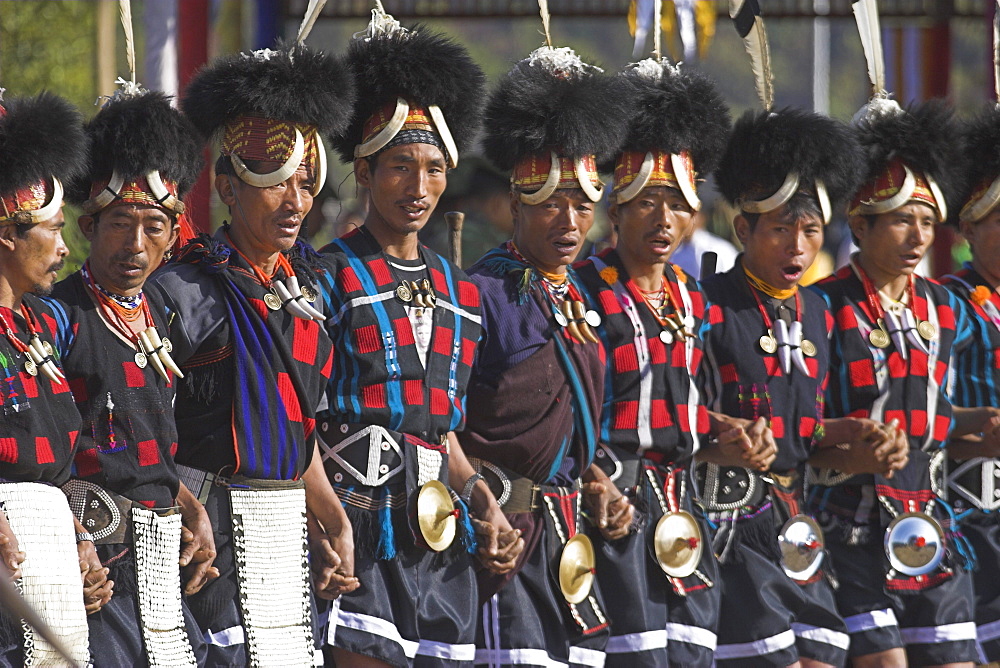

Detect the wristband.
[
  {"left": 75, "top": 531, "right": 95, "bottom": 543},
  {"left": 461, "top": 472, "right": 484, "bottom": 503}
]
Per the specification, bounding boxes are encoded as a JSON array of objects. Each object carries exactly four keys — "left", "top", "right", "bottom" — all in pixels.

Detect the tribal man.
[
  {"left": 315, "top": 10, "right": 511, "bottom": 666},
  {"left": 937, "top": 105, "right": 1000, "bottom": 664},
  {"left": 49, "top": 87, "right": 213, "bottom": 666},
  {"left": 0, "top": 91, "right": 98, "bottom": 666},
  {"left": 809, "top": 99, "right": 997, "bottom": 668},
  {"left": 573, "top": 59, "right": 730, "bottom": 667},
  {"left": 459, "top": 43, "right": 630, "bottom": 667},
  {"left": 705, "top": 107, "right": 907, "bottom": 668},
  {"left": 151, "top": 43, "right": 357, "bottom": 666}
]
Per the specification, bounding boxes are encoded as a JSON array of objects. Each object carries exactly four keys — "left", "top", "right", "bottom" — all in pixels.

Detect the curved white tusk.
[
  {"left": 815, "top": 178, "right": 831, "bottom": 225},
  {"left": 231, "top": 128, "right": 304, "bottom": 189},
  {"left": 312, "top": 133, "right": 327, "bottom": 196},
  {"left": 670, "top": 153, "right": 701, "bottom": 211},
  {"left": 286, "top": 275, "right": 325, "bottom": 320},
  {"left": 575, "top": 156, "right": 604, "bottom": 203},
  {"left": 775, "top": 318, "right": 791, "bottom": 374},
  {"left": 789, "top": 321, "right": 811, "bottom": 376},
  {"left": 146, "top": 170, "right": 186, "bottom": 214},
  {"left": 960, "top": 174, "right": 1000, "bottom": 223},
  {"left": 615, "top": 152, "right": 654, "bottom": 204},
  {"left": 855, "top": 165, "right": 916, "bottom": 216},
  {"left": 144, "top": 327, "right": 184, "bottom": 378},
  {"left": 28, "top": 177, "right": 64, "bottom": 224},
  {"left": 83, "top": 170, "right": 125, "bottom": 214},
  {"left": 354, "top": 97, "right": 409, "bottom": 159},
  {"left": 138, "top": 330, "right": 169, "bottom": 382},
  {"left": 925, "top": 172, "right": 948, "bottom": 223},
  {"left": 28, "top": 336, "right": 64, "bottom": 382},
  {"left": 273, "top": 280, "right": 313, "bottom": 320},
  {"left": 883, "top": 311, "right": 908, "bottom": 360},
  {"left": 427, "top": 104, "right": 460, "bottom": 169},
  {"left": 519, "top": 151, "right": 563, "bottom": 206},
  {"left": 740, "top": 171, "right": 799, "bottom": 215}
]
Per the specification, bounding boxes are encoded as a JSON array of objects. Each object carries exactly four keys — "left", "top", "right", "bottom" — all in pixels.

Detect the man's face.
[
  {"left": 218, "top": 162, "right": 314, "bottom": 258},
  {"left": 355, "top": 143, "right": 447, "bottom": 239},
  {"left": 850, "top": 202, "right": 936, "bottom": 285},
  {"left": 961, "top": 206, "right": 1000, "bottom": 286},
  {"left": 511, "top": 189, "right": 595, "bottom": 274},
  {"left": 610, "top": 186, "right": 694, "bottom": 268},
  {"left": 736, "top": 204, "right": 824, "bottom": 291},
  {"left": 79, "top": 204, "right": 177, "bottom": 296},
  {"left": 0, "top": 210, "right": 69, "bottom": 298}
]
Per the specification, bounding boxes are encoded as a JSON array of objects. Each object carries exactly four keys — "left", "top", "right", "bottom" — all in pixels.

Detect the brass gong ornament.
[
  {"left": 778, "top": 515, "right": 825, "bottom": 581},
  {"left": 416, "top": 480, "right": 458, "bottom": 552},
  {"left": 884, "top": 512, "right": 945, "bottom": 576},
  {"left": 559, "top": 534, "right": 596, "bottom": 604},
  {"left": 653, "top": 510, "right": 703, "bottom": 578}
]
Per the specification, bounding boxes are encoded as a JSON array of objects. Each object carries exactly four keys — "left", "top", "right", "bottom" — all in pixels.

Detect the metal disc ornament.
[
  {"left": 23, "top": 358, "right": 37, "bottom": 377},
  {"left": 395, "top": 282, "right": 413, "bottom": 303},
  {"left": 41, "top": 341, "right": 54, "bottom": 356},
  {"left": 869, "top": 327, "right": 890, "bottom": 349},
  {"left": 585, "top": 310, "right": 602, "bottom": 328},
  {"left": 263, "top": 291, "right": 282, "bottom": 311},
  {"left": 300, "top": 284, "right": 318, "bottom": 303},
  {"left": 778, "top": 515, "right": 825, "bottom": 581},
  {"left": 660, "top": 330, "right": 674, "bottom": 344},
  {"left": 884, "top": 512, "right": 945, "bottom": 576},
  {"left": 161, "top": 337, "right": 173, "bottom": 353},
  {"left": 559, "top": 534, "right": 596, "bottom": 604},
  {"left": 416, "top": 480, "right": 457, "bottom": 552},
  {"left": 800, "top": 339, "right": 817, "bottom": 357},
  {"left": 759, "top": 334, "right": 777, "bottom": 354},
  {"left": 917, "top": 320, "right": 937, "bottom": 341},
  {"left": 554, "top": 309, "right": 569, "bottom": 327},
  {"left": 653, "top": 510, "right": 703, "bottom": 578},
  {"left": 134, "top": 352, "right": 148, "bottom": 369}
]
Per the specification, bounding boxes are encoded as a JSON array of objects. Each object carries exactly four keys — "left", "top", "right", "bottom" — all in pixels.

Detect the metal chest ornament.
[
  {"left": 559, "top": 533, "right": 596, "bottom": 604},
  {"left": 653, "top": 510, "right": 703, "bottom": 578},
  {"left": 554, "top": 300, "right": 602, "bottom": 344},
  {"left": 778, "top": 515, "right": 825, "bottom": 581},
  {"left": 884, "top": 511, "right": 945, "bottom": 577},
  {"left": 416, "top": 479, "right": 459, "bottom": 552}
]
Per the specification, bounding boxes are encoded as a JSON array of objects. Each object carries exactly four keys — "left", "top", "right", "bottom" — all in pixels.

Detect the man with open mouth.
[
  {"left": 149, "top": 41, "right": 357, "bottom": 666},
  {"left": 456, "top": 39, "right": 630, "bottom": 667},
  {"left": 46, "top": 84, "right": 212, "bottom": 666},
  {"left": 808, "top": 98, "right": 1000, "bottom": 668},
  {"left": 572, "top": 58, "right": 730, "bottom": 667},
  {"left": 0, "top": 91, "right": 95, "bottom": 666},
  {"left": 312, "top": 8, "right": 508, "bottom": 666},
  {"left": 705, "top": 106, "right": 908, "bottom": 668}
]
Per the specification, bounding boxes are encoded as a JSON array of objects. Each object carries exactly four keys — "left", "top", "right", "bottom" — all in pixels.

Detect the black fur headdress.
[
  {"left": 482, "top": 47, "right": 631, "bottom": 171},
  {"left": 852, "top": 98, "right": 962, "bottom": 214},
  {"left": 181, "top": 42, "right": 355, "bottom": 143},
  {"left": 0, "top": 92, "right": 87, "bottom": 198},
  {"left": 66, "top": 91, "right": 203, "bottom": 205},
  {"left": 959, "top": 104, "right": 1000, "bottom": 221},
  {"left": 613, "top": 60, "right": 730, "bottom": 175},
  {"left": 334, "top": 16, "right": 485, "bottom": 164},
  {"left": 716, "top": 107, "right": 863, "bottom": 214}
]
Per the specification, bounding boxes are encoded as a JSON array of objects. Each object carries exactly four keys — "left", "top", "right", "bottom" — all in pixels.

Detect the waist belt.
[
  {"left": 695, "top": 463, "right": 768, "bottom": 512},
  {"left": 592, "top": 444, "right": 643, "bottom": 492},
  {"left": 949, "top": 457, "right": 1000, "bottom": 512},
  {"left": 62, "top": 479, "right": 179, "bottom": 545},
  {"left": 468, "top": 457, "right": 541, "bottom": 513}
]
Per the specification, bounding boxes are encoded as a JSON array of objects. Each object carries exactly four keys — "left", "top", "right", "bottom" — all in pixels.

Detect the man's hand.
[
  {"left": 0, "top": 510, "right": 25, "bottom": 580},
  {"left": 471, "top": 503, "right": 524, "bottom": 575},
  {"left": 77, "top": 540, "right": 112, "bottom": 615},
  {"left": 307, "top": 512, "right": 360, "bottom": 601},
  {"left": 581, "top": 464, "right": 634, "bottom": 541},
  {"left": 176, "top": 484, "right": 219, "bottom": 595},
  {"left": 700, "top": 416, "right": 777, "bottom": 471},
  {"left": 977, "top": 414, "right": 1000, "bottom": 458},
  {"left": 810, "top": 418, "right": 908, "bottom": 477}
]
